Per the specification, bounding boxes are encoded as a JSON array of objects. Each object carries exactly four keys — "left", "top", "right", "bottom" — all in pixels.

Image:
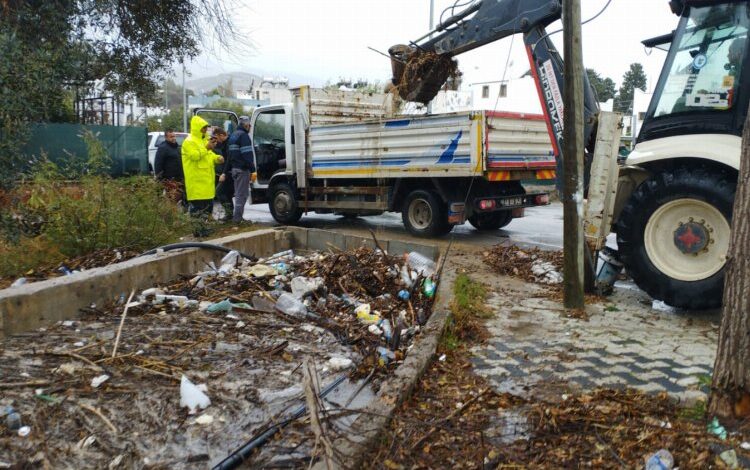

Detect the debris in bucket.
[
  {"left": 0, "top": 245, "right": 436, "bottom": 467},
  {"left": 392, "top": 48, "right": 460, "bottom": 104}
]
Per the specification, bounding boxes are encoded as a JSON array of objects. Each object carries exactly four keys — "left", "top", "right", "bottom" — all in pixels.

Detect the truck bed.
[{"left": 308, "top": 110, "right": 555, "bottom": 180}]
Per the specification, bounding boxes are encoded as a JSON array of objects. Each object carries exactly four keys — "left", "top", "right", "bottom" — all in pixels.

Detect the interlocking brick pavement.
[{"left": 468, "top": 273, "right": 720, "bottom": 403}]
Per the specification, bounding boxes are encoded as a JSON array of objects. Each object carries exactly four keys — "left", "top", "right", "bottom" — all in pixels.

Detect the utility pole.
[
  {"left": 562, "top": 0, "right": 585, "bottom": 309},
  {"left": 182, "top": 61, "right": 188, "bottom": 133},
  {"left": 427, "top": 0, "right": 435, "bottom": 115}
]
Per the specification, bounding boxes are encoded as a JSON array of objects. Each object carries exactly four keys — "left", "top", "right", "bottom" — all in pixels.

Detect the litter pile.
[
  {"left": 483, "top": 244, "right": 563, "bottom": 286},
  {"left": 0, "top": 248, "right": 140, "bottom": 289},
  {"left": 0, "top": 245, "right": 437, "bottom": 468}
]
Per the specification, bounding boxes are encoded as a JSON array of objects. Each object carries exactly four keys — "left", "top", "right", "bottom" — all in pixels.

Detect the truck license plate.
[{"left": 502, "top": 197, "right": 523, "bottom": 207}]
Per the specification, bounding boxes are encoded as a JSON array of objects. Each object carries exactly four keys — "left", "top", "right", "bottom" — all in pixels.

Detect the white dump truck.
[{"left": 196, "top": 86, "right": 555, "bottom": 237}]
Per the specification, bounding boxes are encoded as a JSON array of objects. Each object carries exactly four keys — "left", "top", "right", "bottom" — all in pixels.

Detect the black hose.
[
  {"left": 212, "top": 374, "right": 348, "bottom": 470},
  {"left": 140, "top": 242, "right": 256, "bottom": 261}
]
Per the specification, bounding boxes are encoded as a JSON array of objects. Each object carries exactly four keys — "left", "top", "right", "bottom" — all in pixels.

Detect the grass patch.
[
  {"left": 605, "top": 304, "right": 620, "bottom": 312},
  {"left": 442, "top": 272, "right": 492, "bottom": 347}
]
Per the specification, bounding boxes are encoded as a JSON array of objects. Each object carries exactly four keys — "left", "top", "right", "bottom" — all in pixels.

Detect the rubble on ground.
[
  {"left": 0, "top": 245, "right": 436, "bottom": 468},
  {"left": 483, "top": 244, "right": 563, "bottom": 285},
  {"left": 367, "top": 348, "right": 750, "bottom": 469}
]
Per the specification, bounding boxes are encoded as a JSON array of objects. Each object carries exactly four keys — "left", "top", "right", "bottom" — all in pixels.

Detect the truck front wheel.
[
  {"left": 616, "top": 167, "right": 735, "bottom": 310},
  {"left": 402, "top": 190, "right": 452, "bottom": 237},
  {"left": 468, "top": 211, "right": 513, "bottom": 231},
  {"left": 269, "top": 182, "right": 303, "bottom": 225}
]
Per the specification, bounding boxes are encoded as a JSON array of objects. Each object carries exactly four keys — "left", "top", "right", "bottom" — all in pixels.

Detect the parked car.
[{"left": 147, "top": 131, "right": 188, "bottom": 173}]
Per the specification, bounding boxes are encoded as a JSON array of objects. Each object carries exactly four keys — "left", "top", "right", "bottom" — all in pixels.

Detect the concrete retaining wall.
[{"left": 0, "top": 228, "right": 440, "bottom": 339}]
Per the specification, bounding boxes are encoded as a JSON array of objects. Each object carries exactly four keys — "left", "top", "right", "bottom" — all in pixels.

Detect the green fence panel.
[{"left": 23, "top": 124, "right": 148, "bottom": 177}]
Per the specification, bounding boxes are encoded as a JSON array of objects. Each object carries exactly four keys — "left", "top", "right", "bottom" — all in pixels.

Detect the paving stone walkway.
[{"left": 470, "top": 278, "right": 720, "bottom": 404}]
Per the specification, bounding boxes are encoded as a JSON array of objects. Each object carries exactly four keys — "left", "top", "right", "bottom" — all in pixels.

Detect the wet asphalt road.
[{"left": 241, "top": 201, "right": 567, "bottom": 250}]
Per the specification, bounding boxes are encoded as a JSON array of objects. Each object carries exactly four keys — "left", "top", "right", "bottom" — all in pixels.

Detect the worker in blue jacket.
[{"left": 228, "top": 116, "right": 255, "bottom": 224}]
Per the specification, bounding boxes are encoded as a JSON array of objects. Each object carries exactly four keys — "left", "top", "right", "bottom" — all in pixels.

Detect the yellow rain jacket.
[{"left": 182, "top": 116, "right": 223, "bottom": 201}]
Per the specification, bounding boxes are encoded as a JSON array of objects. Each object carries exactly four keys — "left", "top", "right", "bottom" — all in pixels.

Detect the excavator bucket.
[{"left": 388, "top": 44, "right": 458, "bottom": 104}]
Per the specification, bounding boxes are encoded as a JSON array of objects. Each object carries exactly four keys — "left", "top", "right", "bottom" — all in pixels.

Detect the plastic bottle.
[
  {"left": 379, "top": 319, "right": 393, "bottom": 341},
  {"left": 645, "top": 449, "right": 674, "bottom": 470},
  {"left": 422, "top": 278, "right": 436, "bottom": 298},
  {"left": 406, "top": 252, "right": 436, "bottom": 277},
  {"left": 218, "top": 250, "right": 240, "bottom": 275},
  {"left": 4, "top": 406, "right": 21, "bottom": 431}
]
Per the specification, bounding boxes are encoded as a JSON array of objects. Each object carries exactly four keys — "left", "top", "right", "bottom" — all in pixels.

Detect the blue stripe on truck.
[
  {"left": 384, "top": 119, "right": 411, "bottom": 128},
  {"left": 436, "top": 131, "right": 463, "bottom": 164}
]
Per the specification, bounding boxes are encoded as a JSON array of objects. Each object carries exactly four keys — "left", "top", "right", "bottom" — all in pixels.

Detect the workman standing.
[
  {"left": 154, "top": 129, "right": 185, "bottom": 205},
  {"left": 227, "top": 115, "right": 255, "bottom": 224},
  {"left": 212, "top": 127, "right": 234, "bottom": 221},
  {"left": 181, "top": 116, "right": 224, "bottom": 218}
]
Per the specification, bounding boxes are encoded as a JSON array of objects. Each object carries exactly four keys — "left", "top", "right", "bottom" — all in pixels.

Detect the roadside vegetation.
[
  {"left": 0, "top": 130, "right": 191, "bottom": 282},
  {"left": 442, "top": 271, "right": 492, "bottom": 349}
]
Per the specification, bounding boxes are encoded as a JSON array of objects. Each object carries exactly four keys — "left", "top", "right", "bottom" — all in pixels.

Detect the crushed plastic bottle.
[
  {"left": 379, "top": 319, "right": 393, "bottom": 341},
  {"left": 270, "top": 262, "right": 289, "bottom": 275},
  {"left": 708, "top": 417, "right": 728, "bottom": 440},
  {"left": 218, "top": 250, "right": 240, "bottom": 275},
  {"left": 406, "top": 252, "right": 436, "bottom": 277},
  {"left": 645, "top": 449, "right": 674, "bottom": 470},
  {"left": 422, "top": 278, "right": 436, "bottom": 298},
  {"left": 206, "top": 299, "right": 233, "bottom": 314},
  {"left": 4, "top": 406, "right": 21, "bottom": 431},
  {"left": 291, "top": 276, "right": 325, "bottom": 299},
  {"left": 275, "top": 293, "right": 309, "bottom": 319},
  {"left": 377, "top": 346, "right": 396, "bottom": 366}
]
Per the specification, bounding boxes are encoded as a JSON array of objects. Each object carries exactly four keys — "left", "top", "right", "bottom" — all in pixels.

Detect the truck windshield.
[{"left": 652, "top": 3, "right": 749, "bottom": 118}]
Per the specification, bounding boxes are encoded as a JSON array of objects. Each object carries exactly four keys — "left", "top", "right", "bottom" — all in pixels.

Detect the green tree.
[
  {"left": 0, "top": 0, "right": 246, "bottom": 187},
  {"left": 614, "top": 63, "right": 648, "bottom": 113},
  {"left": 586, "top": 68, "right": 617, "bottom": 102}
]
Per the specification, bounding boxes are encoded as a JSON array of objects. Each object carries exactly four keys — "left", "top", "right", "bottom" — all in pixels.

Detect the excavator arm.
[{"left": 389, "top": 0, "right": 600, "bottom": 158}]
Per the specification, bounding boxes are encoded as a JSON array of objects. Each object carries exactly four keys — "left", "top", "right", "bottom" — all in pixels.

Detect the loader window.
[
  {"left": 253, "top": 110, "right": 286, "bottom": 184},
  {"left": 652, "top": 4, "right": 749, "bottom": 118}
]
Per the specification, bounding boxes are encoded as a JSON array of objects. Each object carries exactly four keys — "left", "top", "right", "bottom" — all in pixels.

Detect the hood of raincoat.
[{"left": 189, "top": 116, "right": 210, "bottom": 139}]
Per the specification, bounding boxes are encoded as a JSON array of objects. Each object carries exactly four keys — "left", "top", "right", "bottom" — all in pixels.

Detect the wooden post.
[
  {"left": 562, "top": 0, "right": 585, "bottom": 309},
  {"left": 709, "top": 110, "right": 750, "bottom": 425}
]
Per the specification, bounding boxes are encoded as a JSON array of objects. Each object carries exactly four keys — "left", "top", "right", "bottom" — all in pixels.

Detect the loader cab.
[{"left": 639, "top": 1, "right": 750, "bottom": 143}]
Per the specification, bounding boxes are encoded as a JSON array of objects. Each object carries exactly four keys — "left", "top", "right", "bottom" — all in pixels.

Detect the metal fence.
[{"left": 23, "top": 124, "right": 147, "bottom": 177}]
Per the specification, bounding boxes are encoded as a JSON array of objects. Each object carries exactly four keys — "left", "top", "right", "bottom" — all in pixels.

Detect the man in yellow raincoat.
[{"left": 181, "top": 116, "right": 225, "bottom": 217}]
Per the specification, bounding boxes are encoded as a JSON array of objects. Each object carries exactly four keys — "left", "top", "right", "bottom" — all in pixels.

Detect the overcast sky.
[{"left": 187, "top": 0, "right": 678, "bottom": 91}]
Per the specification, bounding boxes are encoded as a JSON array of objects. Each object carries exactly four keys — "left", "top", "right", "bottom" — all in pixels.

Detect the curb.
[{"left": 313, "top": 253, "right": 458, "bottom": 469}]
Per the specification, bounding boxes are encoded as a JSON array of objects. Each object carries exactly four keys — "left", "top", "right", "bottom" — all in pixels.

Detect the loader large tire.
[{"left": 616, "top": 167, "right": 735, "bottom": 310}]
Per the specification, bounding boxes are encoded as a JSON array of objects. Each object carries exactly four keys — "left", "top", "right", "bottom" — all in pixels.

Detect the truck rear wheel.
[
  {"left": 616, "top": 167, "right": 735, "bottom": 310},
  {"left": 402, "top": 190, "right": 452, "bottom": 237},
  {"left": 468, "top": 211, "right": 513, "bottom": 231},
  {"left": 269, "top": 182, "right": 303, "bottom": 225}
]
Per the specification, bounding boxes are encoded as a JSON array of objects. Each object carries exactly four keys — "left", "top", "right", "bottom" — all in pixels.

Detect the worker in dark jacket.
[
  {"left": 154, "top": 129, "right": 185, "bottom": 204},
  {"left": 228, "top": 116, "right": 255, "bottom": 224},
  {"left": 212, "top": 128, "right": 234, "bottom": 221}
]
